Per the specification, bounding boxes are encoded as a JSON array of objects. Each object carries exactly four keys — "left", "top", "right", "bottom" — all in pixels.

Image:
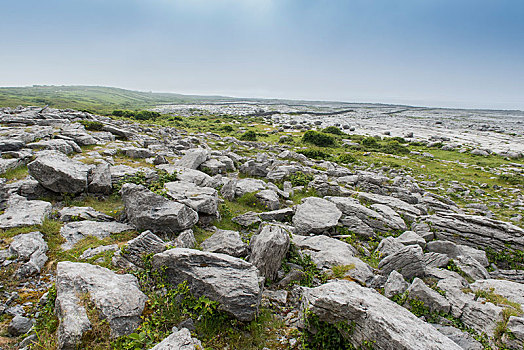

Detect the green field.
[{"left": 0, "top": 85, "right": 231, "bottom": 114}]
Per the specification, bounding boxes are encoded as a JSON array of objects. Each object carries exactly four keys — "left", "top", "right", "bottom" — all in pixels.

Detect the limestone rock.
[
  {"left": 152, "top": 248, "right": 262, "bottom": 321},
  {"left": 164, "top": 181, "right": 218, "bottom": 215},
  {"left": 249, "top": 223, "right": 290, "bottom": 281},
  {"left": 407, "top": 278, "right": 451, "bottom": 314},
  {"left": 60, "top": 221, "right": 134, "bottom": 250},
  {"left": 151, "top": 328, "right": 202, "bottom": 350},
  {"left": 121, "top": 183, "right": 199, "bottom": 236},
  {"left": 384, "top": 270, "right": 409, "bottom": 298},
  {"left": 379, "top": 245, "right": 425, "bottom": 280},
  {"left": 28, "top": 151, "right": 91, "bottom": 194},
  {"left": 292, "top": 197, "right": 342, "bottom": 234},
  {"left": 0, "top": 195, "right": 52, "bottom": 230},
  {"left": 201, "top": 229, "right": 248, "bottom": 257},
  {"left": 300, "top": 281, "right": 462, "bottom": 350}
]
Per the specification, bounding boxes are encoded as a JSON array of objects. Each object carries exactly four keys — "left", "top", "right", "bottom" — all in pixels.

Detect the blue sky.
[{"left": 1, "top": 0, "right": 523, "bottom": 109}]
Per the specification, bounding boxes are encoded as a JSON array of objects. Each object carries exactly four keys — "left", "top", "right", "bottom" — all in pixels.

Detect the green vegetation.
[
  {"left": 322, "top": 126, "right": 345, "bottom": 135},
  {"left": 281, "top": 243, "right": 325, "bottom": 287},
  {"left": 287, "top": 172, "right": 314, "bottom": 187},
  {"left": 0, "top": 165, "right": 28, "bottom": 182},
  {"left": 297, "top": 148, "right": 331, "bottom": 160},
  {"left": 113, "top": 169, "right": 177, "bottom": 196},
  {"left": 239, "top": 130, "right": 258, "bottom": 141},
  {"left": 301, "top": 310, "right": 355, "bottom": 349},
  {"left": 112, "top": 110, "right": 160, "bottom": 121},
  {"left": 337, "top": 153, "right": 357, "bottom": 164},
  {"left": 79, "top": 120, "right": 104, "bottom": 131},
  {"left": 302, "top": 130, "right": 336, "bottom": 147}
]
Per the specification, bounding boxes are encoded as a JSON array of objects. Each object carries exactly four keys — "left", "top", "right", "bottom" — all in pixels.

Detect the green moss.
[{"left": 0, "top": 165, "right": 28, "bottom": 182}]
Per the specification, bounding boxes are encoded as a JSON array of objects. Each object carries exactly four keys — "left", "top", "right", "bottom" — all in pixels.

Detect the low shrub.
[
  {"left": 322, "top": 126, "right": 344, "bottom": 135},
  {"left": 239, "top": 130, "right": 257, "bottom": 141},
  {"left": 297, "top": 148, "right": 331, "bottom": 160},
  {"left": 302, "top": 130, "right": 336, "bottom": 147}
]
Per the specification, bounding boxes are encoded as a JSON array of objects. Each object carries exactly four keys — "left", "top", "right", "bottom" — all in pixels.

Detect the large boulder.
[
  {"left": 292, "top": 197, "right": 342, "bottom": 234},
  {"left": 55, "top": 262, "right": 147, "bottom": 349},
  {"left": 300, "top": 281, "right": 461, "bottom": 350},
  {"left": 27, "top": 151, "right": 92, "bottom": 194},
  {"left": 120, "top": 183, "right": 198, "bottom": 236},
  {"left": 406, "top": 278, "right": 451, "bottom": 314},
  {"left": 60, "top": 221, "right": 134, "bottom": 250},
  {"left": 0, "top": 195, "right": 52, "bottom": 230},
  {"left": 249, "top": 223, "right": 290, "bottom": 281},
  {"left": 151, "top": 248, "right": 262, "bottom": 321},
  {"left": 164, "top": 181, "right": 218, "bottom": 215},
  {"left": 200, "top": 229, "right": 248, "bottom": 257},
  {"left": 117, "top": 230, "right": 167, "bottom": 268},
  {"left": 88, "top": 162, "right": 112, "bottom": 194}
]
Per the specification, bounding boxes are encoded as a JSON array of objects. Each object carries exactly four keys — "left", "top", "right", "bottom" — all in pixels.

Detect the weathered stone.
[
  {"left": 119, "top": 230, "right": 167, "bottom": 268},
  {"left": 231, "top": 211, "right": 261, "bottom": 227},
  {"left": 28, "top": 139, "right": 80, "bottom": 154},
  {"left": 384, "top": 270, "right": 409, "bottom": 298},
  {"left": 151, "top": 328, "right": 202, "bottom": 350},
  {"left": 8, "top": 315, "right": 33, "bottom": 336},
  {"left": 9, "top": 231, "right": 48, "bottom": 277},
  {"left": 28, "top": 151, "right": 91, "bottom": 194},
  {"left": 176, "top": 148, "right": 208, "bottom": 169},
  {"left": 378, "top": 245, "right": 425, "bottom": 280},
  {"left": 164, "top": 181, "right": 218, "bottom": 215},
  {"left": 292, "top": 197, "right": 342, "bottom": 234},
  {"left": 234, "top": 178, "right": 267, "bottom": 197},
  {"left": 88, "top": 162, "right": 112, "bottom": 194},
  {"left": 249, "top": 223, "right": 290, "bottom": 281},
  {"left": 396, "top": 231, "right": 425, "bottom": 248},
  {"left": 300, "top": 281, "right": 462, "bottom": 350},
  {"left": 407, "top": 278, "right": 451, "bottom": 314},
  {"left": 59, "top": 206, "right": 113, "bottom": 222},
  {"left": 504, "top": 316, "right": 524, "bottom": 349},
  {"left": 424, "top": 252, "right": 450, "bottom": 268},
  {"left": 259, "top": 207, "right": 294, "bottom": 222},
  {"left": 291, "top": 234, "right": 373, "bottom": 285},
  {"left": 255, "top": 189, "right": 280, "bottom": 210},
  {"left": 55, "top": 262, "right": 146, "bottom": 349},
  {"left": 0, "top": 195, "right": 52, "bottom": 230},
  {"left": 201, "top": 229, "right": 248, "bottom": 257},
  {"left": 79, "top": 244, "right": 119, "bottom": 260},
  {"left": 60, "top": 221, "right": 134, "bottom": 250},
  {"left": 152, "top": 248, "right": 262, "bottom": 321},
  {"left": 431, "top": 324, "right": 483, "bottom": 350},
  {"left": 121, "top": 183, "right": 199, "bottom": 236},
  {"left": 174, "top": 229, "right": 197, "bottom": 249}
]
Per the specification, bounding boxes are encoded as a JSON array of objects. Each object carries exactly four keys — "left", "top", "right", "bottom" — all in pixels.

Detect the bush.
[
  {"left": 381, "top": 140, "right": 410, "bottom": 155},
  {"left": 297, "top": 148, "right": 331, "bottom": 160},
  {"left": 221, "top": 125, "right": 234, "bottom": 133},
  {"left": 133, "top": 110, "right": 160, "bottom": 121},
  {"left": 287, "top": 172, "right": 314, "bottom": 187},
  {"left": 337, "top": 153, "right": 357, "bottom": 164},
  {"left": 322, "top": 126, "right": 344, "bottom": 135},
  {"left": 361, "top": 136, "right": 379, "bottom": 148},
  {"left": 239, "top": 130, "right": 257, "bottom": 141},
  {"left": 79, "top": 120, "right": 104, "bottom": 131},
  {"left": 302, "top": 130, "right": 336, "bottom": 147}
]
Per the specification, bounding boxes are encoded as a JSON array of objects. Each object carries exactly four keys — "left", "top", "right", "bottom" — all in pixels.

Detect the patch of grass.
[
  {"left": 78, "top": 120, "right": 104, "bottom": 131},
  {"left": 302, "top": 130, "right": 336, "bottom": 147},
  {"left": 322, "top": 126, "right": 345, "bottom": 135},
  {"left": 301, "top": 310, "right": 355, "bottom": 349},
  {"left": 0, "top": 165, "right": 28, "bottom": 182},
  {"left": 330, "top": 264, "right": 355, "bottom": 279},
  {"left": 297, "top": 148, "right": 332, "bottom": 160},
  {"left": 281, "top": 243, "right": 325, "bottom": 287},
  {"left": 287, "top": 172, "right": 314, "bottom": 187},
  {"left": 32, "top": 284, "right": 59, "bottom": 349},
  {"left": 68, "top": 194, "right": 124, "bottom": 218}
]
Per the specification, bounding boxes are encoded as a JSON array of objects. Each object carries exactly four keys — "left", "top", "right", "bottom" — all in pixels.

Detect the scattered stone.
[
  {"left": 0, "top": 195, "right": 52, "bottom": 230},
  {"left": 59, "top": 206, "right": 113, "bottom": 222},
  {"left": 249, "top": 223, "right": 291, "bottom": 281},
  {"left": 201, "top": 229, "right": 248, "bottom": 257},
  {"left": 60, "top": 220, "right": 134, "bottom": 250},
  {"left": 292, "top": 197, "right": 342, "bottom": 234},
  {"left": 151, "top": 328, "right": 202, "bottom": 350}
]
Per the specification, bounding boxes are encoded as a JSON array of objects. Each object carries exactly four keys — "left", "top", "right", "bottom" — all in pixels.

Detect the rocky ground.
[{"left": 0, "top": 104, "right": 523, "bottom": 349}]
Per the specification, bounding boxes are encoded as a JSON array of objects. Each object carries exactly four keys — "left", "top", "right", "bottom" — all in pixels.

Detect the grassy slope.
[{"left": 0, "top": 86, "right": 230, "bottom": 114}]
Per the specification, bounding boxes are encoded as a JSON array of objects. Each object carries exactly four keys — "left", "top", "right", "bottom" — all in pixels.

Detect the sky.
[{"left": 1, "top": 0, "right": 523, "bottom": 110}]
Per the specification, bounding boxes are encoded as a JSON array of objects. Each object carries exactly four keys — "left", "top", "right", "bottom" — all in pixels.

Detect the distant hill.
[{"left": 0, "top": 85, "right": 233, "bottom": 114}]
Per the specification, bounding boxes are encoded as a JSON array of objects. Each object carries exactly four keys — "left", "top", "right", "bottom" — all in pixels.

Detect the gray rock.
[
  {"left": 55, "top": 262, "right": 146, "bottom": 348},
  {"left": 291, "top": 234, "right": 373, "bottom": 285},
  {"left": 151, "top": 328, "right": 202, "bottom": 350},
  {"left": 249, "top": 223, "right": 291, "bottom": 281},
  {"left": 384, "top": 270, "right": 409, "bottom": 298},
  {"left": 59, "top": 206, "right": 113, "bottom": 222},
  {"left": 255, "top": 189, "right": 280, "bottom": 211},
  {"left": 407, "top": 278, "right": 451, "bottom": 314},
  {"left": 426, "top": 213, "right": 524, "bottom": 253},
  {"left": 28, "top": 151, "right": 91, "bottom": 194},
  {"left": 234, "top": 178, "right": 267, "bottom": 197},
  {"left": 470, "top": 279, "right": 524, "bottom": 305},
  {"left": 357, "top": 191, "right": 422, "bottom": 221},
  {"left": 9, "top": 231, "right": 48, "bottom": 277},
  {"left": 0, "top": 138, "right": 24, "bottom": 151},
  {"left": 8, "top": 315, "right": 33, "bottom": 336},
  {"left": 378, "top": 245, "right": 426, "bottom": 280},
  {"left": 176, "top": 148, "right": 208, "bottom": 169},
  {"left": 174, "top": 229, "right": 197, "bottom": 249},
  {"left": 427, "top": 240, "right": 488, "bottom": 267},
  {"left": 258, "top": 207, "right": 294, "bottom": 222},
  {"left": 201, "top": 229, "right": 248, "bottom": 257},
  {"left": 152, "top": 248, "right": 262, "bottom": 321},
  {"left": 371, "top": 203, "right": 407, "bottom": 231},
  {"left": 124, "top": 147, "right": 154, "bottom": 159},
  {"left": 60, "top": 221, "right": 134, "bottom": 250},
  {"left": 88, "top": 162, "right": 112, "bottom": 194},
  {"left": 292, "top": 197, "right": 342, "bottom": 234},
  {"left": 396, "top": 231, "right": 425, "bottom": 248},
  {"left": 424, "top": 252, "right": 450, "bottom": 268},
  {"left": 79, "top": 244, "right": 119, "bottom": 260},
  {"left": 504, "top": 316, "right": 524, "bottom": 349},
  {"left": 164, "top": 181, "right": 218, "bottom": 215},
  {"left": 377, "top": 236, "right": 405, "bottom": 257},
  {"left": 200, "top": 158, "right": 226, "bottom": 175},
  {"left": 121, "top": 183, "right": 199, "bottom": 236},
  {"left": 231, "top": 211, "right": 261, "bottom": 227},
  {"left": 432, "top": 324, "right": 483, "bottom": 350},
  {"left": 157, "top": 165, "right": 212, "bottom": 187},
  {"left": 119, "top": 230, "right": 167, "bottom": 268},
  {"left": 300, "top": 281, "right": 462, "bottom": 350},
  {"left": 0, "top": 195, "right": 52, "bottom": 230},
  {"left": 28, "top": 139, "right": 80, "bottom": 154}
]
